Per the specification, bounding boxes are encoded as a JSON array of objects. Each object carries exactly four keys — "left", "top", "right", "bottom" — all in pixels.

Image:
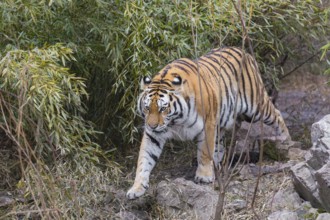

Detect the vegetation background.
[{"left": 0, "top": 0, "right": 329, "bottom": 219}]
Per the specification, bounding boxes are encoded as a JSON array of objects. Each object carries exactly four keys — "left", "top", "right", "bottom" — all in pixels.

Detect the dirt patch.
[{"left": 0, "top": 131, "right": 20, "bottom": 191}]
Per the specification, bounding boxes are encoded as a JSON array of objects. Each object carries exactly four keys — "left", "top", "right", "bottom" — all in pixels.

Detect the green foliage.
[
  {"left": 1, "top": 0, "right": 329, "bottom": 148},
  {"left": 321, "top": 42, "right": 330, "bottom": 76},
  {"left": 0, "top": 43, "right": 121, "bottom": 218},
  {"left": 0, "top": 44, "right": 95, "bottom": 159}
]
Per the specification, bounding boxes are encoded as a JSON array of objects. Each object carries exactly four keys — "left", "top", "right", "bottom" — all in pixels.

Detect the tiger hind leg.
[
  {"left": 262, "top": 100, "right": 291, "bottom": 143},
  {"left": 213, "top": 129, "right": 225, "bottom": 169}
]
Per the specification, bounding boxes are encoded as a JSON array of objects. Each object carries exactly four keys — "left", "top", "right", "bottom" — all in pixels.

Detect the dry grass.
[{"left": 222, "top": 168, "right": 292, "bottom": 219}]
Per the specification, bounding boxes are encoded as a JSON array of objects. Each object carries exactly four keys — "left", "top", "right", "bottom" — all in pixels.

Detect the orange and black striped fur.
[{"left": 127, "top": 47, "right": 291, "bottom": 199}]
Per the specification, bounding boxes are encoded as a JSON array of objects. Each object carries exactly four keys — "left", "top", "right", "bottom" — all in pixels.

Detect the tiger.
[{"left": 126, "top": 47, "right": 291, "bottom": 199}]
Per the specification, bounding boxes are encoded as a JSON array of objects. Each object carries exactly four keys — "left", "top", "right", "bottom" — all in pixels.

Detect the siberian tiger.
[{"left": 126, "top": 47, "right": 291, "bottom": 199}]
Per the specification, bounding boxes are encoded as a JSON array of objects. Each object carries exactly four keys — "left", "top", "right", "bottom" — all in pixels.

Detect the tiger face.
[
  {"left": 138, "top": 74, "right": 185, "bottom": 132},
  {"left": 141, "top": 89, "right": 170, "bottom": 132}
]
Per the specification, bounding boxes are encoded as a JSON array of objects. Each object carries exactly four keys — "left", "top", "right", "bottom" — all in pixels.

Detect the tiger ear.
[{"left": 140, "top": 76, "right": 151, "bottom": 90}]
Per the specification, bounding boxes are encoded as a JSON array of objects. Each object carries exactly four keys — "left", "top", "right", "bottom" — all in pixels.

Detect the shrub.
[{"left": 0, "top": 44, "right": 120, "bottom": 218}]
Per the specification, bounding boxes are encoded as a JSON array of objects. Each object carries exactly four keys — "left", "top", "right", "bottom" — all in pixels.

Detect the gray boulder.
[
  {"left": 291, "top": 114, "right": 330, "bottom": 212},
  {"left": 156, "top": 178, "right": 218, "bottom": 220},
  {"left": 268, "top": 187, "right": 302, "bottom": 212},
  {"left": 311, "top": 114, "right": 330, "bottom": 144},
  {"left": 316, "top": 213, "right": 330, "bottom": 220},
  {"left": 305, "top": 146, "right": 329, "bottom": 170},
  {"left": 291, "top": 162, "right": 322, "bottom": 208},
  {"left": 315, "top": 161, "right": 330, "bottom": 212},
  {"left": 0, "top": 195, "right": 14, "bottom": 207},
  {"left": 267, "top": 210, "right": 299, "bottom": 220},
  {"left": 225, "top": 199, "right": 247, "bottom": 212}
]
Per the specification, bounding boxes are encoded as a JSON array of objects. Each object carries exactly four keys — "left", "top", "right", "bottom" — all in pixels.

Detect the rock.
[
  {"left": 311, "top": 114, "right": 330, "bottom": 144},
  {"left": 315, "top": 162, "right": 330, "bottom": 212},
  {"left": 305, "top": 147, "right": 330, "bottom": 170},
  {"left": 263, "top": 139, "right": 300, "bottom": 161},
  {"left": 225, "top": 199, "right": 247, "bottom": 212},
  {"left": 290, "top": 162, "right": 322, "bottom": 208},
  {"left": 267, "top": 210, "right": 299, "bottom": 220},
  {"left": 288, "top": 147, "right": 307, "bottom": 161},
  {"left": 239, "top": 161, "right": 297, "bottom": 180},
  {"left": 295, "top": 201, "right": 318, "bottom": 220},
  {"left": 269, "top": 187, "right": 302, "bottom": 212},
  {"left": 316, "top": 213, "right": 330, "bottom": 220},
  {"left": 115, "top": 210, "right": 149, "bottom": 220},
  {"left": 318, "top": 137, "right": 330, "bottom": 150},
  {"left": 236, "top": 122, "right": 301, "bottom": 161},
  {"left": 0, "top": 195, "right": 14, "bottom": 207},
  {"left": 156, "top": 178, "right": 218, "bottom": 220},
  {"left": 290, "top": 115, "right": 330, "bottom": 212}
]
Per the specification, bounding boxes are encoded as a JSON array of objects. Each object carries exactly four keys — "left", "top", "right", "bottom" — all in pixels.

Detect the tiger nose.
[{"left": 148, "top": 123, "right": 158, "bottom": 129}]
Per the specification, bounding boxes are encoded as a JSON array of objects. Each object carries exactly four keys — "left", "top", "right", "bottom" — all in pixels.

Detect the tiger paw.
[
  {"left": 195, "top": 164, "right": 214, "bottom": 183},
  {"left": 194, "top": 175, "right": 214, "bottom": 183},
  {"left": 126, "top": 184, "right": 148, "bottom": 200}
]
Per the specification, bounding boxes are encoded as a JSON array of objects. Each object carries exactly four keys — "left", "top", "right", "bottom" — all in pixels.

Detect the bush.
[{"left": 0, "top": 43, "right": 121, "bottom": 218}]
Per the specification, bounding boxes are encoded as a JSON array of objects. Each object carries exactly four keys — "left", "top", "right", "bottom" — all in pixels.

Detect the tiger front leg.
[
  {"left": 195, "top": 124, "right": 216, "bottom": 183},
  {"left": 127, "top": 132, "right": 165, "bottom": 199}
]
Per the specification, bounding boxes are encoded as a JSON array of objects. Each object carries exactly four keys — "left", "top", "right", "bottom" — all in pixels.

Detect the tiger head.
[{"left": 138, "top": 72, "right": 189, "bottom": 132}]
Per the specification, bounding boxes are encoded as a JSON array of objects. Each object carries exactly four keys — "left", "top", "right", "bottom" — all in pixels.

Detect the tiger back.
[{"left": 126, "top": 47, "right": 291, "bottom": 199}]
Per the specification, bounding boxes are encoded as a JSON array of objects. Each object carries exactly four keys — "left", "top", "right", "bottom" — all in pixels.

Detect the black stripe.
[
  {"left": 243, "top": 58, "right": 253, "bottom": 114},
  {"left": 146, "top": 132, "right": 160, "bottom": 148},
  {"left": 149, "top": 88, "right": 159, "bottom": 93},
  {"left": 264, "top": 108, "right": 272, "bottom": 124},
  {"left": 160, "top": 80, "right": 172, "bottom": 87},
  {"left": 147, "top": 151, "right": 158, "bottom": 163},
  {"left": 220, "top": 50, "right": 242, "bottom": 66},
  {"left": 176, "top": 98, "right": 183, "bottom": 112},
  {"left": 213, "top": 51, "right": 243, "bottom": 113},
  {"left": 211, "top": 53, "right": 239, "bottom": 79},
  {"left": 194, "top": 128, "right": 204, "bottom": 139},
  {"left": 188, "top": 112, "right": 199, "bottom": 128},
  {"left": 173, "top": 64, "right": 191, "bottom": 75},
  {"left": 174, "top": 59, "right": 197, "bottom": 72},
  {"left": 248, "top": 57, "right": 257, "bottom": 113},
  {"left": 173, "top": 101, "right": 177, "bottom": 113},
  {"left": 160, "top": 66, "right": 172, "bottom": 77},
  {"left": 186, "top": 97, "right": 191, "bottom": 117},
  {"left": 220, "top": 105, "right": 225, "bottom": 126},
  {"left": 196, "top": 62, "right": 213, "bottom": 114},
  {"left": 240, "top": 69, "right": 248, "bottom": 114},
  {"left": 201, "top": 57, "right": 233, "bottom": 113},
  {"left": 152, "top": 128, "right": 168, "bottom": 134},
  {"left": 229, "top": 47, "right": 243, "bottom": 57}
]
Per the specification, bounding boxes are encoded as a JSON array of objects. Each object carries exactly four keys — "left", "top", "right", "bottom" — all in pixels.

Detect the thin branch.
[{"left": 280, "top": 51, "right": 321, "bottom": 80}]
